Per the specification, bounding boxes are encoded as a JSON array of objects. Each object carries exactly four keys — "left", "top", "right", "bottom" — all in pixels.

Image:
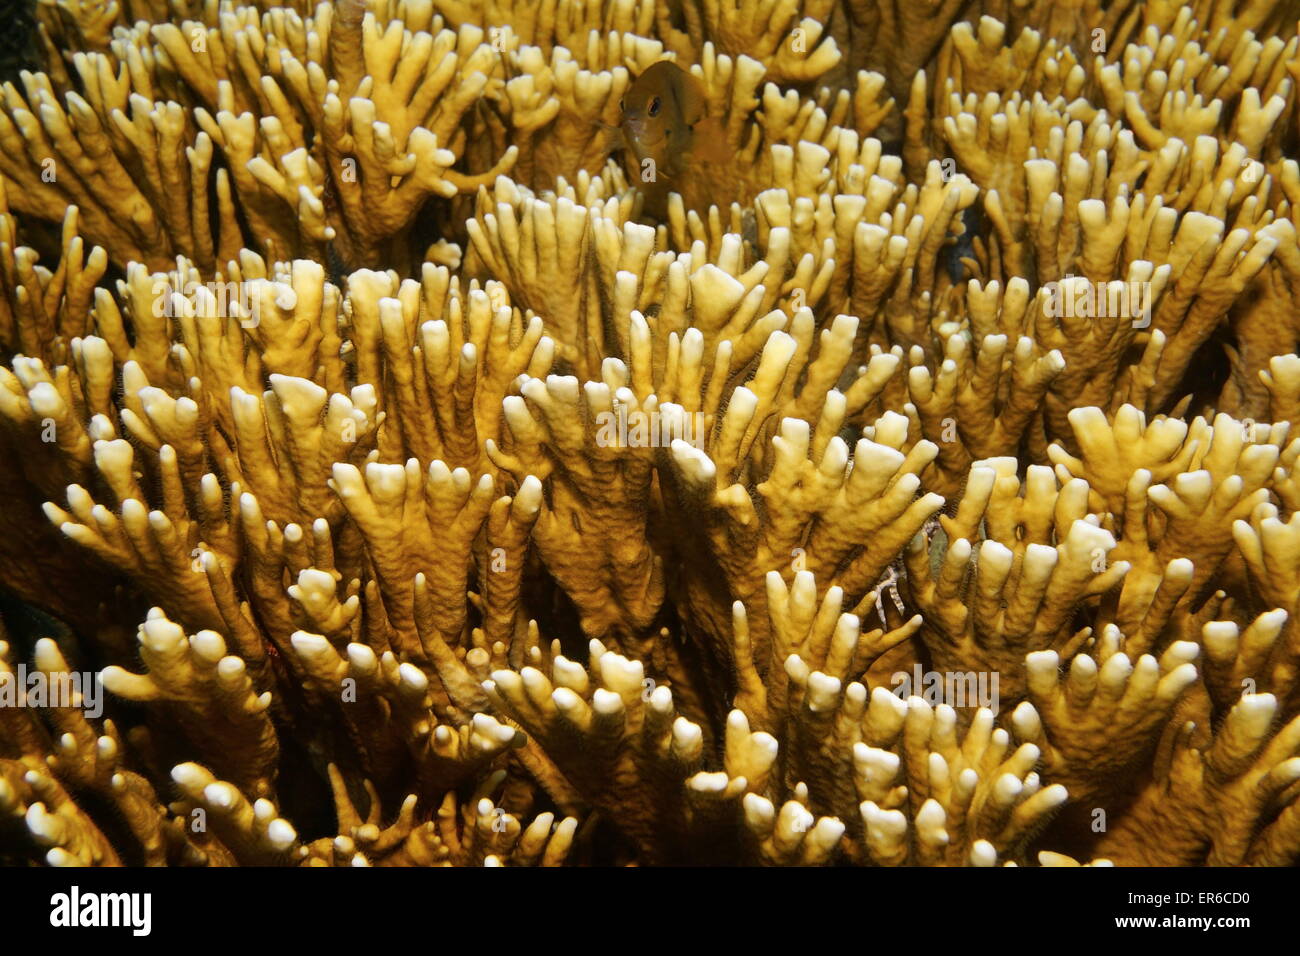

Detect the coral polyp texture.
[{"left": 2, "top": 0, "right": 1300, "bottom": 868}]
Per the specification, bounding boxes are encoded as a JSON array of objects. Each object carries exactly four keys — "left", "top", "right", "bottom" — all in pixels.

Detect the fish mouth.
[{"left": 622, "top": 121, "right": 670, "bottom": 154}]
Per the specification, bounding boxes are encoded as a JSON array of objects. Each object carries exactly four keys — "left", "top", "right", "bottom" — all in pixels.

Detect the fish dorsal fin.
[{"left": 674, "top": 65, "right": 708, "bottom": 128}]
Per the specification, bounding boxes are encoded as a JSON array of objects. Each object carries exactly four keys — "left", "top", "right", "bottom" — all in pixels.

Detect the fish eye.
[{"left": 648, "top": 96, "right": 661, "bottom": 117}]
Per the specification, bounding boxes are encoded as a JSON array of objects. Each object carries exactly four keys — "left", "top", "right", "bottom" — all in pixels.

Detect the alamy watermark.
[
  {"left": 0, "top": 666, "right": 103, "bottom": 719},
  {"left": 50, "top": 886, "right": 151, "bottom": 935},
  {"left": 593, "top": 407, "right": 707, "bottom": 449},
  {"left": 150, "top": 279, "right": 298, "bottom": 328},
  {"left": 890, "top": 664, "right": 1000, "bottom": 714},
  {"left": 1043, "top": 275, "right": 1151, "bottom": 329}
]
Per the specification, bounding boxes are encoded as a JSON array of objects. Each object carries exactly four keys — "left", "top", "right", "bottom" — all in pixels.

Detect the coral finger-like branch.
[{"left": 2, "top": 0, "right": 1300, "bottom": 870}]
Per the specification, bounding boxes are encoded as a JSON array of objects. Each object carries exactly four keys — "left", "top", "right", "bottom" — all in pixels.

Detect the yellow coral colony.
[{"left": 0, "top": 0, "right": 1299, "bottom": 868}]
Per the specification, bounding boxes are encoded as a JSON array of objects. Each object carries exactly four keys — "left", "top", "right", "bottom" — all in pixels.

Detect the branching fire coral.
[{"left": 1, "top": 0, "right": 1300, "bottom": 868}]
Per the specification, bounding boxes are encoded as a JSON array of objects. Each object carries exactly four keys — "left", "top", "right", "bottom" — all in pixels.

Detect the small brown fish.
[{"left": 615, "top": 60, "right": 732, "bottom": 215}]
